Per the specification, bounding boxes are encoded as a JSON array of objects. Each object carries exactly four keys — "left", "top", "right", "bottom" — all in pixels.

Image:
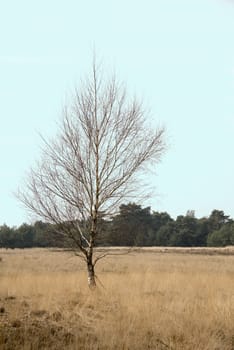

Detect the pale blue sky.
[{"left": 1, "top": 0, "right": 234, "bottom": 225}]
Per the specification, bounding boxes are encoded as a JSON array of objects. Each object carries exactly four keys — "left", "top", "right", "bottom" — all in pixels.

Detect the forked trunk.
[{"left": 87, "top": 262, "right": 96, "bottom": 289}]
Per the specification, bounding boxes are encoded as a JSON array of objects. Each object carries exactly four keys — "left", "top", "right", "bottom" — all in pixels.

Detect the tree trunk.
[{"left": 87, "top": 261, "right": 96, "bottom": 289}]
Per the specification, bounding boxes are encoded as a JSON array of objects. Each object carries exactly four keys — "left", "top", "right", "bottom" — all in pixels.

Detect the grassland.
[{"left": 0, "top": 247, "right": 234, "bottom": 349}]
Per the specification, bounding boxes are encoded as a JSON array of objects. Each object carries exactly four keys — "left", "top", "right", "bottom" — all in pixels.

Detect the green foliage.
[
  {"left": 0, "top": 224, "right": 17, "bottom": 248},
  {"left": 0, "top": 222, "right": 54, "bottom": 249},
  {"left": 208, "top": 210, "right": 232, "bottom": 232},
  {"left": 207, "top": 224, "right": 234, "bottom": 247},
  {"left": 169, "top": 216, "right": 198, "bottom": 246},
  {"left": 107, "top": 203, "right": 153, "bottom": 246},
  {"left": 155, "top": 222, "right": 175, "bottom": 246},
  {"left": 0, "top": 206, "right": 233, "bottom": 248},
  {"left": 195, "top": 218, "right": 210, "bottom": 246}
]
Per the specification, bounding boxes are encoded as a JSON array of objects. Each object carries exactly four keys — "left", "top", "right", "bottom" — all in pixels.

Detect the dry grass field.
[{"left": 0, "top": 247, "right": 234, "bottom": 349}]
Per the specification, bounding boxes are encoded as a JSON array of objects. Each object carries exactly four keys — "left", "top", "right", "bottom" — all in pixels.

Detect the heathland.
[{"left": 0, "top": 247, "right": 234, "bottom": 349}]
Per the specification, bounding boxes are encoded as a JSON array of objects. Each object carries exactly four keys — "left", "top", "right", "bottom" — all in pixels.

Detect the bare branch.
[
  {"left": 17, "top": 59, "right": 166, "bottom": 288},
  {"left": 93, "top": 248, "right": 133, "bottom": 266}
]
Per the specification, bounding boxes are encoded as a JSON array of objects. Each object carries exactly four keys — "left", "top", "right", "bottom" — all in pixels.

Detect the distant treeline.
[{"left": 0, "top": 204, "right": 234, "bottom": 248}]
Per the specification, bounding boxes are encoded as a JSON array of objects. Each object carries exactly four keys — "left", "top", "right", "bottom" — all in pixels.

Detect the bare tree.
[{"left": 17, "top": 62, "right": 166, "bottom": 288}]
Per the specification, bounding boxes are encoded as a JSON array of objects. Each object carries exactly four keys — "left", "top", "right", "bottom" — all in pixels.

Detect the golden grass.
[{"left": 0, "top": 248, "right": 234, "bottom": 349}]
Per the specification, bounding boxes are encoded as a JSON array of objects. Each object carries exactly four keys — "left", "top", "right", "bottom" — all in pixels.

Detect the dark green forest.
[{"left": 0, "top": 204, "right": 233, "bottom": 248}]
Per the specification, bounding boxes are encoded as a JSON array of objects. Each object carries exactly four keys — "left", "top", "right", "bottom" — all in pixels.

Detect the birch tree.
[{"left": 17, "top": 62, "right": 166, "bottom": 288}]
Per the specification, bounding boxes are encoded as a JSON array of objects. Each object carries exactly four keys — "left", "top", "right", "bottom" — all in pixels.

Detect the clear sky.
[{"left": 1, "top": 0, "right": 234, "bottom": 226}]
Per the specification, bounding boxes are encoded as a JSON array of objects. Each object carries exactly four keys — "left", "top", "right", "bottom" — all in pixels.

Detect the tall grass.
[{"left": 0, "top": 248, "right": 233, "bottom": 349}]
